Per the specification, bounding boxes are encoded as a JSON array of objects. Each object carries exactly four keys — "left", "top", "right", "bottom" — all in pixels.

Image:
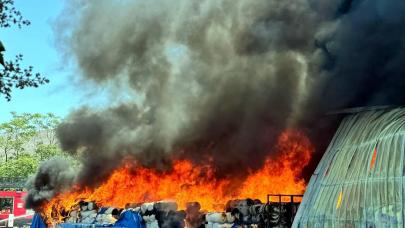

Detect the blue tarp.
[
  {"left": 113, "top": 211, "right": 144, "bottom": 228},
  {"left": 60, "top": 224, "right": 95, "bottom": 228},
  {"left": 61, "top": 224, "right": 113, "bottom": 228},
  {"left": 30, "top": 213, "right": 46, "bottom": 228}
]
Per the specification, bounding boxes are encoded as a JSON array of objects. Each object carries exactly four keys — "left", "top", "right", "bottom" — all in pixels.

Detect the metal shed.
[{"left": 293, "top": 107, "right": 405, "bottom": 227}]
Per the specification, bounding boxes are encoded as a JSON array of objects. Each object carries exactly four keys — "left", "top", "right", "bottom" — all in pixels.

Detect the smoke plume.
[
  {"left": 26, "top": 0, "right": 405, "bottom": 207},
  {"left": 25, "top": 157, "right": 76, "bottom": 209}
]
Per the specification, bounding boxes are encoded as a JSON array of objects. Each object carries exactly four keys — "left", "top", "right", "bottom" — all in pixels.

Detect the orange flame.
[{"left": 42, "top": 130, "right": 313, "bottom": 222}]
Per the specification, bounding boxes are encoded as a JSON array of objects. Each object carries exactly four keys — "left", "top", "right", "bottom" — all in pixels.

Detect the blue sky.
[{"left": 0, "top": 0, "right": 82, "bottom": 122}]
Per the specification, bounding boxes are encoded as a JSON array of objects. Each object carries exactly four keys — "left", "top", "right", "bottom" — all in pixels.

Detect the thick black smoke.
[
  {"left": 25, "top": 157, "right": 76, "bottom": 209},
  {"left": 26, "top": 0, "right": 405, "bottom": 207}
]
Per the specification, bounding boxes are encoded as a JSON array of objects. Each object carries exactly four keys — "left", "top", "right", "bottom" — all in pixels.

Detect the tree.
[
  {"left": 0, "top": 153, "right": 38, "bottom": 178},
  {"left": 0, "top": 0, "right": 49, "bottom": 101},
  {"left": 35, "top": 143, "right": 61, "bottom": 161},
  {"left": 0, "top": 112, "right": 68, "bottom": 178},
  {"left": 31, "top": 112, "right": 60, "bottom": 145},
  {"left": 0, "top": 112, "right": 61, "bottom": 161},
  {"left": 0, "top": 112, "right": 37, "bottom": 161}
]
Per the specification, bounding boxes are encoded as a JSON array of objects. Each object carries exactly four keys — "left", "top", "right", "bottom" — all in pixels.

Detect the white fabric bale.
[
  {"left": 87, "top": 202, "right": 95, "bottom": 211},
  {"left": 65, "top": 210, "right": 79, "bottom": 223},
  {"left": 65, "top": 216, "right": 77, "bottom": 223},
  {"left": 225, "top": 212, "right": 235, "bottom": 223},
  {"left": 145, "top": 220, "right": 159, "bottom": 228},
  {"left": 141, "top": 203, "right": 155, "bottom": 214},
  {"left": 80, "top": 204, "right": 88, "bottom": 211},
  {"left": 206, "top": 223, "right": 234, "bottom": 228},
  {"left": 81, "top": 215, "right": 96, "bottom": 224},
  {"left": 95, "top": 214, "right": 117, "bottom": 225},
  {"left": 80, "top": 210, "right": 97, "bottom": 224},
  {"left": 142, "top": 214, "right": 158, "bottom": 228},
  {"left": 81, "top": 210, "right": 97, "bottom": 217},
  {"left": 142, "top": 214, "right": 156, "bottom": 223},
  {"left": 206, "top": 212, "right": 227, "bottom": 223}
]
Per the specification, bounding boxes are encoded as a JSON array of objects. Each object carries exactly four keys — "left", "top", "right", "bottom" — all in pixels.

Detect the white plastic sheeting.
[{"left": 293, "top": 108, "right": 405, "bottom": 227}]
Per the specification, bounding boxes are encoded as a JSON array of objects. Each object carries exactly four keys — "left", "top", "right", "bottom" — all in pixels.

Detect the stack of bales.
[
  {"left": 125, "top": 201, "right": 185, "bottom": 227},
  {"left": 59, "top": 197, "right": 298, "bottom": 227},
  {"left": 205, "top": 199, "right": 271, "bottom": 227},
  {"left": 94, "top": 207, "right": 121, "bottom": 225},
  {"left": 62, "top": 202, "right": 122, "bottom": 226}
]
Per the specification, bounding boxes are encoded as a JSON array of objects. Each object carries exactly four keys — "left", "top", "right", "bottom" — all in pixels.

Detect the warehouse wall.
[{"left": 293, "top": 108, "right": 405, "bottom": 227}]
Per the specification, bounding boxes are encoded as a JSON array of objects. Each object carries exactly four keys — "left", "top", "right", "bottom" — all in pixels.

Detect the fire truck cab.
[
  {"left": 0, "top": 191, "right": 28, "bottom": 220},
  {"left": 0, "top": 178, "right": 33, "bottom": 226}
]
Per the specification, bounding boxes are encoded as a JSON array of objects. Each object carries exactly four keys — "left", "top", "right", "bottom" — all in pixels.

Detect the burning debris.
[
  {"left": 39, "top": 131, "right": 312, "bottom": 226},
  {"left": 49, "top": 197, "right": 301, "bottom": 227},
  {"left": 25, "top": 0, "right": 405, "bottom": 227}
]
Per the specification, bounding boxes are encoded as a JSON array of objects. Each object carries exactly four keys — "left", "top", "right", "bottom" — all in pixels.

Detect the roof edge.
[{"left": 326, "top": 105, "right": 401, "bottom": 115}]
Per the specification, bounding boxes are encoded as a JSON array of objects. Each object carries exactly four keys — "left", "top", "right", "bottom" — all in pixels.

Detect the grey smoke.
[
  {"left": 55, "top": 0, "right": 318, "bottom": 182},
  {"left": 25, "top": 157, "right": 76, "bottom": 209},
  {"left": 26, "top": 0, "right": 405, "bottom": 208}
]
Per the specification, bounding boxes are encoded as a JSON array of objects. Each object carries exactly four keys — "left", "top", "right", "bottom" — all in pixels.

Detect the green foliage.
[
  {"left": 0, "top": 112, "right": 38, "bottom": 161},
  {"left": 0, "top": 153, "right": 38, "bottom": 178},
  {"left": 0, "top": 112, "right": 70, "bottom": 179},
  {"left": 1, "top": 54, "right": 49, "bottom": 101},
  {"left": 34, "top": 143, "right": 62, "bottom": 161},
  {"left": 0, "top": 0, "right": 30, "bottom": 28},
  {"left": 0, "top": 0, "right": 48, "bottom": 101}
]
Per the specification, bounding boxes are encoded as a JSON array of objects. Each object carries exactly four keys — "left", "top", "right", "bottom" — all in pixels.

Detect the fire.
[{"left": 42, "top": 130, "right": 313, "bottom": 222}]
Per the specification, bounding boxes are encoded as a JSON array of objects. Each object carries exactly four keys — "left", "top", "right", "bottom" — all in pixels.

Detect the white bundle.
[
  {"left": 95, "top": 214, "right": 117, "bottom": 225},
  {"left": 141, "top": 203, "right": 155, "bottom": 214},
  {"left": 142, "top": 214, "right": 159, "bottom": 228},
  {"left": 206, "top": 213, "right": 227, "bottom": 223},
  {"left": 225, "top": 213, "right": 235, "bottom": 223},
  {"left": 80, "top": 205, "right": 88, "bottom": 211},
  {"left": 65, "top": 210, "right": 78, "bottom": 223},
  {"left": 87, "top": 202, "right": 95, "bottom": 211},
  {"left": 80, "top": 210, "right": 97, "bottom": 224},
  {"left": 205, "top": 223, "right": 234, "bottom": 228},
  {"left": 142, "top": 214, "right": 156, "bottom": 223},
  {"left": 206, "top": 212, "right": 235, "bottom": 224}
]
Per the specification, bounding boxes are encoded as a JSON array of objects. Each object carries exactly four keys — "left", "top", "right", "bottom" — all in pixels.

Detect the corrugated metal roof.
[{"left": 293, "top": 107, "right": 405, "bottom": 227}]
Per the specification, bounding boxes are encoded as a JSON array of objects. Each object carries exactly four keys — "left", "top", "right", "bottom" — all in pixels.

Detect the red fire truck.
[
  {"left": 0, "top": 191, "right": 29, "bottom": 220},
  {"left": 0, "top": 178, "right": 33, "bottom": 227}
]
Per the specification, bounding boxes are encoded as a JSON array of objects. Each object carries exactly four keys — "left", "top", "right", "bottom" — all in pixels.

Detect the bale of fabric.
[
  {"left": 205, "top": 223, "right": 235, "bottom": 228},
  {"left": 205, "top": 212, "right": 235, "bottom": 225},
  {"left": 94, "top": 207, "right": 119, "bottom": 225},
  {"left": 142, "top": 214, "right": 158, "bottom": 228},
  {"left": 80, "top": 210, "right": 98, "bottom": 224},
  {"left": 66, "top": 210, "right": 79, "bottom": 223}
]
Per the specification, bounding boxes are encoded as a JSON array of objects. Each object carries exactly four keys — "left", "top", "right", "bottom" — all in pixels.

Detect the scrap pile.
[{"left": 56, "top": 198, "right": 299, "bottom": 227}]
